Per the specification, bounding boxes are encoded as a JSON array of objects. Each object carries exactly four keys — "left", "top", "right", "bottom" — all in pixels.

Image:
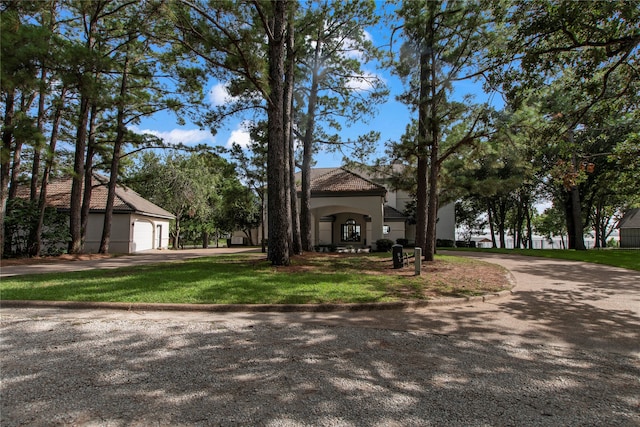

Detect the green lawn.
[
  {"left": 443, "top": 248, "right": 640, "bottom": 271},
  {"left": 0, "top": 253, "right": 509, "bottom": 304}
]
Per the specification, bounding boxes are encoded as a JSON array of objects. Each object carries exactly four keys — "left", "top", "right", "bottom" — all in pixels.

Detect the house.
[
  {"left": 242, "top": 166, "right": 455, "bottom": 250},
  {"left": 16, "top": 174, "right": 174, "bottom": 253},
  {"left": 619, "top": 208, "right": 640, "bottom": 248}
]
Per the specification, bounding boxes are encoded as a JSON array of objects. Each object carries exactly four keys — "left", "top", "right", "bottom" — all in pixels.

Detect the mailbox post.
[{"left": 414, "top": 247, "right": 422, "bottom": 275}]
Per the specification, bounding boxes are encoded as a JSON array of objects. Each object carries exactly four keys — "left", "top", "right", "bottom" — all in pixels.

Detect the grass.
[
  {"left": 0, "top": 252, "right": 511, "bottom": 304},
  {"left": 443, "top": 248, "right": 640, "bottom": 271}
]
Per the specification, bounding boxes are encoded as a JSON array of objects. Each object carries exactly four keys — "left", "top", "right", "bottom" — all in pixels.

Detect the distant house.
[
  {"left": 242, "top": 166, "right": 455, "bottom": 250},
  {"left": 17, "top": 174, "right": 174, "bottom": 253},
  {"left": 619, "top": 208, "right": 640, "bottom": 248}
]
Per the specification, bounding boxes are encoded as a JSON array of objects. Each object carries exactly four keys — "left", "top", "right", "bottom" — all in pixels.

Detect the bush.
[
  {"left": 396, "top": 238, "right": 409, "bottom": 246},
  {"left": 436, "top": 239, "right": 455, "bottom": 248},
  {"left": 4, "top": 198, "right": 69, "bottom": 257},
  {"left": 375, "top": 238, "right": 395, "bottom": 252}
]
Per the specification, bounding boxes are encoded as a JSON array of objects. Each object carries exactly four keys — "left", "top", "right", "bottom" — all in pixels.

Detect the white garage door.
[{"left": 133, "top": 220, "right": 154, "bottom": 252}]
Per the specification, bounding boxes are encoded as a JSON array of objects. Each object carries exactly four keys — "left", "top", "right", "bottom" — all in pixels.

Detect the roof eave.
[{"left": 310, "top": 190, "right": 386, "bottom": 197}]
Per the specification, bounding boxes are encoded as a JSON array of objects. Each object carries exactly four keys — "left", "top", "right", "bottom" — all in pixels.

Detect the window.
[
  {"left": 341, "top": 219, "right": 361, "bottom": 242},
  {"left": 383, "top": 225, "right": 391, "bottom": 235}
]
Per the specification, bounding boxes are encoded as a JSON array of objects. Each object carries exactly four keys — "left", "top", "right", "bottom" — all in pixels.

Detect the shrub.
[
  {"left": 4, "top": 198, "right": 69, "bottom": 257},
  {"left": 436, "top": 239, "right": 455, "bottom": 248},
  {"left": 396, "top": 238, "right": 409, "bottom": 246},
  {"left": 375, "top": 238, "right": 395, "bottom": 252}
]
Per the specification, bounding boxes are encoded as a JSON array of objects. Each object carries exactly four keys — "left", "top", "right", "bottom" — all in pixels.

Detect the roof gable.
[
  {"left": 619, "top": 208, "right": 640, "bottom": 229},
  {"left": 384, "top": 204, "right": 407, "bottom": 220}
]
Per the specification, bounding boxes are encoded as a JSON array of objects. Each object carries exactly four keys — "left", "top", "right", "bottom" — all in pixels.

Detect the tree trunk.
[
  {"left": 242, "top": 229, "right": 254, "bottom": 246},
  {"left": 424, "top": 24, "right": 440, "bottom": 262},
  {"left": 569, "top": 186, "right": 586, "bottom": 250},
  {"left": 4, "top": 125, "right": 23, "bottom": 256},
  {"left": 526, "top": 205, "right": 533, "bottom": 249},
  {"left": 0, "top": 90, "right": 15, "bottom": 258},
  {"left": 69, "top": 92, "right": 90, "bottom": 254},
  {"left": 26, "top": 67, "right": 49, "bottom": 255},
  {"left": 7, "top": 136, "right": 23, "bottom": 203},
  {"left": 172, "top": 218, "right": 181, "bottom": 250},
  {"left": 265, "top": 0, "right": 290, "bottom": 266},
  {"left": 70, "top": 7, "right": 99, "bottom": 254},
  {"left": 594, "top": 202, "right": 602, "bottom": 249},
  {"left": 260, "top": 194, "right": 266, "bottom": 253},
  {"left": 29, "top": 88, "right": 67, "bottom": 257},
  {"left": 414, "top": 21, "right": 433, "bottom": 255},
  {"left": 424, "top": 149, "right": 439, "bottom": 262},
  {"left": 30, "top": 4, "right": 57, "bottom": 202},
  {"left": 289, "top": 134, "right": 302, "bottom": 254},
  {"left": 418, "top": 5, "right": 439, "bottom": 262},
  {"left": 415, "top": 157, "right": 429, "bottom": 253},
  {"left": 498, "top": 200, "right": 507, "bottom": 248},
  {"left": 80, "top": 104, "right": 98, "bottom": 251},
  {"left": 300, "top": 33, "right": 322, "bottom": 252},
  {"left": 100, "top": 53, "right": 130, "bottom": 254},
  {"left": 487, "top": 199, "right": 497, "bottom": 248},
  {"left": 284, "top": 16, "right": 301, "bottom": 255},
  {"left": 30, "top": 65, "right": 49, "bottom": 201}
]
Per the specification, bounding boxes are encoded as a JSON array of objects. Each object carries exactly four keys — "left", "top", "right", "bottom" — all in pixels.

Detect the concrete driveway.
[
  {"left": 0, "top": 247, "right": 262, "bottom": 277},
  {"left": 1, "top": 251, "right": 639, "bottom": 425}
]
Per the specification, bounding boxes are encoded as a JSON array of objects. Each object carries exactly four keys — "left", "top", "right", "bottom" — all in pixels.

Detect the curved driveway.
[{"left": 1, "top": 251, "right": 639, "bottom": 426}]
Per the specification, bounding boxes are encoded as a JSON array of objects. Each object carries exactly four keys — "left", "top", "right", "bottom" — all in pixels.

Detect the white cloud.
[
  {"left": 208, "top": 82, "right": 238, "bottom": 107},
  {"left": 225, "top": 121, "right": 253, "bottom": 148},
  {"left": 131, "top": 126, "right": 215, "bottom": 146},
  {"left": 345, "top": 70, "right": 385, "bottom": 92},
  {"left": 343, "top": 31, "right": 373, "bottom": 61}
]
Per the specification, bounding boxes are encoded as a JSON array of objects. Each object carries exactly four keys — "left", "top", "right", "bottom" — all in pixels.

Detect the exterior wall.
[
  {"left": 394, "top": 189, "right": 413, "bottom": 213},
  {"left": 382, "top": 220, "right": 406, "bottom": 244},
  {"left": 436, "top": 202, "right": 456, "bottom": 241},
  {"left": 310, "top": 194, "right": 385, "bottom": 249},
  {"left": 84, "top": 213, "right": 132, "bottom": 253},
  {"left": 385, "top": 191, "right": 396, "bottom": 210},
  {"left": 84, "top": 213, "right": 171, "bottom": 253},
  {"left": 254, "top": 178, "right": 457, "bottom": 250},
  {"left": 620, "top": 228, "right": 640, "bottom": 248},
  {"left": 394, "top": 205, "right": 456, "bottom": 245}
]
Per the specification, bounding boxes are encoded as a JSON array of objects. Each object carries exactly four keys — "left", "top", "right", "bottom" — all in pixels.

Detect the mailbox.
[{"left": 392, "top": 244, "right": 404, "bottom": 269}]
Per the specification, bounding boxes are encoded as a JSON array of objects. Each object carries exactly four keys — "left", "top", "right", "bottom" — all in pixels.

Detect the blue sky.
[{"left": 134, "top": 14, "right": 501, "bottom": 169}]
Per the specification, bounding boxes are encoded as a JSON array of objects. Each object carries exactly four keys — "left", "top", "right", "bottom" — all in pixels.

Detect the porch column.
[
  {"left": 311, "top": 211, "right": 317, "bottom": 247},
  {"left": 371, "top": 197, "right": 384, "bottom": 250}
]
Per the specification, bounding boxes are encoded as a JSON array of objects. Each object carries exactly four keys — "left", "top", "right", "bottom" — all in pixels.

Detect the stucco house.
[
  {"left": 16, "top": 174, "right": 174, "bottom": 253},
  {"left": 244, "top": 166, "right": 455, "bottom": 250},
  {"left": 619, "top": 208, "right": 640, "bottom": 248}
]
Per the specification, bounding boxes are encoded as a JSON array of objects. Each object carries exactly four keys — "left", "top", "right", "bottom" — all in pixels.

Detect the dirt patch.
[{"left": 282, "top": 252, "right": 513, "bottom": 299}]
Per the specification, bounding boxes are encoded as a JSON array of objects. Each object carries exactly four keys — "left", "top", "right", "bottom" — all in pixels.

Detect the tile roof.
[
  {"left": 17, "top": 174, "right": 174, "bottom": 219},
  {"left": 296, "top": 168, "right": 386, "bottom": 196}
]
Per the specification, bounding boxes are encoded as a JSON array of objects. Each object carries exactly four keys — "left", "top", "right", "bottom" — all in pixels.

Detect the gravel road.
[{"left": 1, "top": 253, "right": 639, "bottom": 426}]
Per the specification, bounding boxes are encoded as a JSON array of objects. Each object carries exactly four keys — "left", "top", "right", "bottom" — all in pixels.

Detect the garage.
[{"left": 132, "top": 220, "right": 154, "bottom": 252}]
